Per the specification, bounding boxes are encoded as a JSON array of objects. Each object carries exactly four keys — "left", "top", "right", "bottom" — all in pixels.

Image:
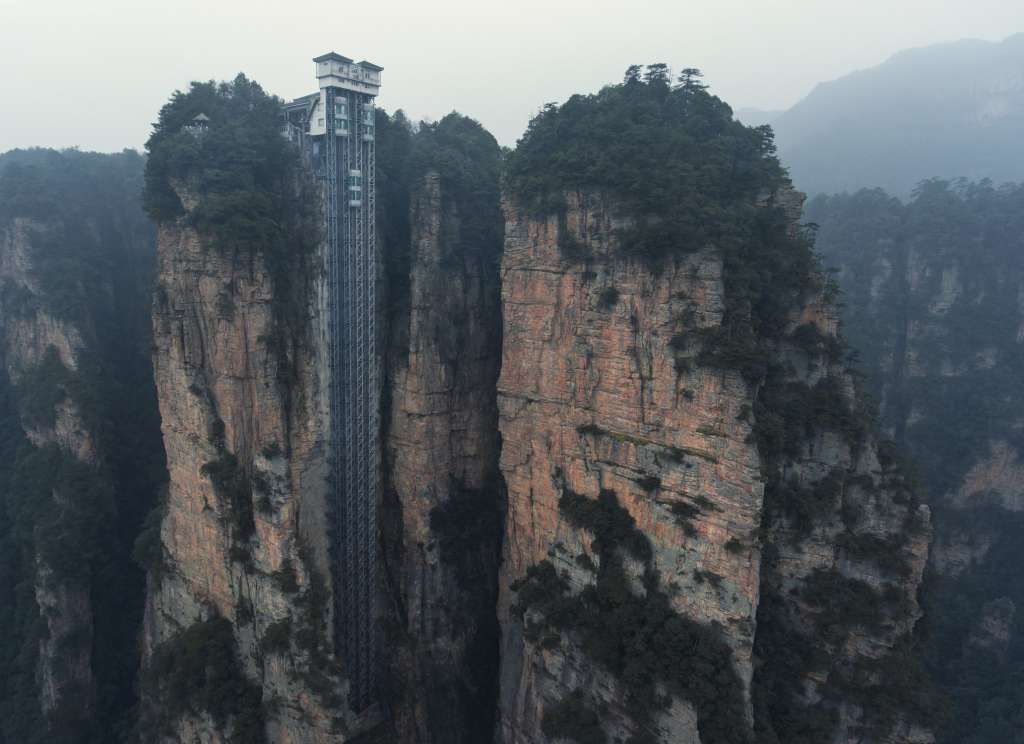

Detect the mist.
[{"left": 2, "top": 0, "right": 1022, "bottom": 151}]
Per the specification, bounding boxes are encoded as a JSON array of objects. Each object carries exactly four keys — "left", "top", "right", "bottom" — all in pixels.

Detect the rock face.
[
  {"left": 496, "top": 191, "right": 932, "bottom": 744},
  {"left": 751, "top": 293, "right": 933, "bottom": 744},
  {"left": 382, "top": 172, "right": 504, "bottom": 742},
  {"left": 0, "top": 148, "right": 162, "bottom": 743},
  {"left": 0, "top": 217, "right": 96, "bottom": 730},
  {"left": 141, "top": 182, "right": 373, "bottom": 742},
  {"left": 809, "top": 182, "right": 1024, "bottom": 743},
  {"left": 0, "top": 99, "right": 956, "bottom": 744},
  {"left": 141, "top": 101, "right": 507, "bottom": 744}
]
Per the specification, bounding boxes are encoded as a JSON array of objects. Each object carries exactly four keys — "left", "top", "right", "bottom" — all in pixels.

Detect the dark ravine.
[{"left": 377, "top": 113, "right": 506, "bottom": 743}]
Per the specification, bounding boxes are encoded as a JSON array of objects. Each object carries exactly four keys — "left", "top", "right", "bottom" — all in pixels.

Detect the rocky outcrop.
[
  {"left": 496, "top": 191, "right": 932, "bottom": 744},
  {"left": 0, "top": 218, "right": 96, "bottom": 733},
  {"left": 382, "top": 172, "right": 504, "bottom": 742},
  {"left": 0, "top": 148, "right": 160, "bottom": 742},
  {"left": 810, "top": 182, "right": 1024, "bottom": 743},
  {"left": 141, "top": 186, "right": 366, "bottom": 743},
  {"left": 752, "top": 290, "right": 933, "bottom": 744},
  {"left": 497, "top": 193, "right": 761, "bottom": 744}
]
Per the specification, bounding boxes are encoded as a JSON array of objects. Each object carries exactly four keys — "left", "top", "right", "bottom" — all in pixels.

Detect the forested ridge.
[
  {"left": 811, "top": 179, "right": 1024, "bottom": 744},
  {"left": 0, "top": 148, "right": 166, "bottom": 743}
]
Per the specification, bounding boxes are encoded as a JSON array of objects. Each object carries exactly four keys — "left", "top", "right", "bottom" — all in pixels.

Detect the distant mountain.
[{"left": 769, "top": 34, "right": 1024, "bottom": 196}]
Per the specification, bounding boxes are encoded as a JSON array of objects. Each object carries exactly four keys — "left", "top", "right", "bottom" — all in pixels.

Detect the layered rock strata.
[
  {"left": 496, "top": 191, "right": 932, "bottom": 744},
  {"left": 142, "top": 185, "right": 365, "bottom": 742}
]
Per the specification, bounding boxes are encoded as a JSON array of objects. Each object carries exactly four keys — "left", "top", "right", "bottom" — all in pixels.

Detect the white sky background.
[{"left": 1, "top": 0, "right": 1022, "bottom": 152}]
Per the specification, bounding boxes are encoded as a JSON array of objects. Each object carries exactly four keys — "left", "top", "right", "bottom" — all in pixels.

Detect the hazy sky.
[{"left": 1, "top": 0, "right": 1021, "bottom": 152}]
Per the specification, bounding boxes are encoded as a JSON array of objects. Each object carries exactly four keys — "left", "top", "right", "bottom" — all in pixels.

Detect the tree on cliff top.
[
  {"left": 143, "top": 74, "right": 318, "bottom": 264},
  {"left": 506, "top": 65, "right": 818, "bottom": 368},
  {"left": 505, "top": 64, "right": 786, "bottom": 230},
  {"left": 409, "top": 112, "right": 503, "bottom": 253},
  {"left": 376, "top": 109, "right": 503, "bottom": 295}
]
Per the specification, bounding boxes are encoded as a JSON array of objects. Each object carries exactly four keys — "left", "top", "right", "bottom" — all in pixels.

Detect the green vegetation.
[
  {"left": 13, "top": 347, "right": 76, "bottom": 429},
  {"left": 597, "top": 286, "right": 619, "bottom": 310},
  {"left": 513, "top": 488, "right": 750, "bottom": 744},
  {"left": 0, "top": 149, "right": 166, "bottom": 743},
  {"left": 288, "top": 550, "right": 346, "bottom": 712},
  {"left": 260, "top": 617, "right": 292, "bottom": 654},
  {"left": 811, "top": 179, "right": 1024, "bottom": 500},
  {"left": 750, "top": 357, "right": 928, "bottom": 741},
  {"left": 768, "top": 470, "right": 843, "bottom": 536},
  {"left": 810, "top": 179, "right": 1024, "bottom": 744},
  {"left": 752, "top": 370, "right": 865, "bottom": 467},
  {"left": 507, "top": 67, "right": 783, "bottom": 260},
  {"left": 201, "top": 418, "right": 256, "bottom": 551},
  {"left": 669, "top": 501, "right": 700, "bottom": 536},
  {"left": 0, "top": 148, "right": 151, "bottom": 321},
  {"left": 144, "top": 75, "right": 320, "bottom": 394},
  {"left": 542, "top": 690, "right": 608, "bottom": 744},
  {"left": 375, "top": 109, "right": 503, "bottom": 310},
  {"left": 507, "top": 66, "right": 819, "bottom": 385},
  {"left": 575, "top": 422, "right": 718, "bottom": 464},
  {"left": 921, "top": 507, "right": 1024, "bottom": 744},
  {"left": 270, "top": 560, "right": 299, "bottom": 594},
  {"left": 406, "top": 113, "right": 503, "bottom": 256},
  {"left": 636, "top": 475, "right": 661, "bottom": 492},
  {"left": 143, "top": 74, "right": 319, "bottom": 266},
  {"left": 143, "top": 617, "right": 265, "bottom": 743}
]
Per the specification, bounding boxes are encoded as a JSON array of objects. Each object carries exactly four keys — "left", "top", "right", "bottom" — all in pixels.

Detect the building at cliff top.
[{"left": 284, "top": 52, "right": 383, "bottom": 715}]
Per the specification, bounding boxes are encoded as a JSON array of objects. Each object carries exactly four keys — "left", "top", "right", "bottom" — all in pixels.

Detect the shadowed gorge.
[{"left": 376, "top": 110, "right": 506, "bottom": 742}]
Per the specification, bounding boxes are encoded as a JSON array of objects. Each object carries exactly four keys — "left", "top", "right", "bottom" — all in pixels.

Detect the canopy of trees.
[
  {"left": 0, "top": 148, "right": 165, "bottom": 743},
  {"left": 143, "top": 74, "right": 319, "bottom": 271},
  {"left": 811, "top": 179, "right": 1024, "bottom": 744},
  {"left": 506, "top": 66, "right": 820, "bottom": 377}
]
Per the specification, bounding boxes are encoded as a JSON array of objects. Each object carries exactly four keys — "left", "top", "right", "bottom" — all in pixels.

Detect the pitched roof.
[{"left": 313, "top": 52, "right": 354, "bottom": 64}]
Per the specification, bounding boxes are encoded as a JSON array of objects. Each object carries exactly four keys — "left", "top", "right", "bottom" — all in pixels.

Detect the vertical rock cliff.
[
  {"left": 141, "top": 87, "right": 508, "bottom": 744},
  {"left": 377, "top": 113, "right": 505, "bottom": 743},
  {"left": 0, "top": 149, "right": 162, "bottom": 743},
  {"left": 497, "top": 192, "right": 764, "bottom": 744},
  {"left": 0, "top": 214, "right": 98, "bottom": 738},
  {"left": 140, "top": 77, "right": 362, "bottom": 743},
  {"left": 144, "top": 192, "right": 344, "bottom": 742},
  {"left": 810, "top": 181, "right": 1024, "bottom": 743},
  {"left": 496, "top": 72, "right": 933, "bottom": 744}
]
